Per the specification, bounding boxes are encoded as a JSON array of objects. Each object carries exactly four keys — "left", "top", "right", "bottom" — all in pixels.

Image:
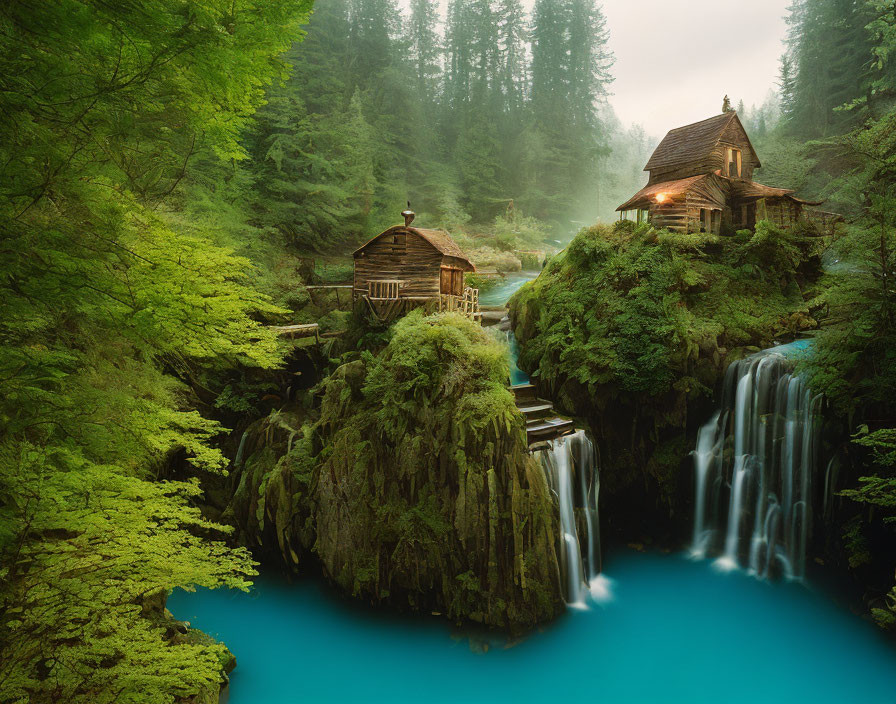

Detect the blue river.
[
  {"left": 478, "top": 271, "right": 541, "bottom": 307},
  {"left": 169, "top": 550, "right": 896, "bottom": 704}
]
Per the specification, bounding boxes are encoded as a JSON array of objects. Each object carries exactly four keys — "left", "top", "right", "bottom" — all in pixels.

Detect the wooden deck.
[{"left": 512, "top": 383, "right": 575, "bottom": 444}]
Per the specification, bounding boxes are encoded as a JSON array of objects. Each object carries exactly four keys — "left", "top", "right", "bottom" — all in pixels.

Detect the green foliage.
[
  {"left": 493, "top": 211, "right": 551, "bottom": 250},
  {"left": 802, "top": 199, "right": 896, "bottom": 420},
  {"left": 843, "top": 515, "right": 874, "bottom": 568},
  {"left": 0, "top": 442, "right": 256, "bottom": 703},
  {"left": 512, "top": 222, "right": 817, "bottom": 399},
  {"left": 307, "top": 312, "right": 564, "bottom": 628},
  {"left": 509, "top": 221, "right": 821, "bottom": 499},
  {"left": 0, "top": 0, "right": 312, "bottom": 700}
]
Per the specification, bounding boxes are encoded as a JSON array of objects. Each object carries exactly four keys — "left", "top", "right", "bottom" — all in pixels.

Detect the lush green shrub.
[{"left": 509, "top": 220, "right": 823, "bottom": 511}]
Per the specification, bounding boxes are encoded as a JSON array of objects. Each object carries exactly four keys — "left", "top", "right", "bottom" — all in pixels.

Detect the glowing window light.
[{"left": 655, "top": 193, "right": 668, "bottom": 203}]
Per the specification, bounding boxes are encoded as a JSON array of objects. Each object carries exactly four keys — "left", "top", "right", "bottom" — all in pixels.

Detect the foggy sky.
[
  {"left": 395, "top": 0, "right": 790, "bottom": 139},
  {"left": 604, "top": 0, "right": 788, "bottom": 137}
]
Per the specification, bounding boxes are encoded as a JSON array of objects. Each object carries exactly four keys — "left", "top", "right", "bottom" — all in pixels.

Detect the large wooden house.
[
  {"left": 616, "top": 111, "right": 838, "bottom": 234},
  {"left": 352, "top": 211, "right": 479, "bottom": 321}
]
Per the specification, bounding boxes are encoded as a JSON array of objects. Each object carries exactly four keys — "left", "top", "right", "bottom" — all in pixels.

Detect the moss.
[
  {"left": 228, "top": 312, "right": 565, "bottom": 630},
  {"left": 311, "top": 311, "right": 564, "bottom": 629},
  {"left": 509, "top": 220, "right": 824, "bottom": 534}
]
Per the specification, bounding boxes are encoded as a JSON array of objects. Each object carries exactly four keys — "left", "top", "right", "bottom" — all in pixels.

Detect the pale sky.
[
  {"left": 396, "top": 0, "right": 790, "bottom": 138},
  {"left": 603, "top": 0, "right": 789, "bottom": 137}
]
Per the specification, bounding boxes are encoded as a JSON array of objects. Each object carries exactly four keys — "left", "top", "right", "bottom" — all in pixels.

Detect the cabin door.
[{"left": 440, "top": 267, "right": 464, "bottom": 296}]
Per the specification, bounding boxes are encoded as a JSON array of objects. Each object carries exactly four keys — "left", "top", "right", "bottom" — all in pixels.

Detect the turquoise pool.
[{"left": 169, "top": 551, "right": 896, "bottom": 703}]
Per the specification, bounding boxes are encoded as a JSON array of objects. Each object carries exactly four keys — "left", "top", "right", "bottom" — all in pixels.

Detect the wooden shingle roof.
[
  {"left": 729, "top": 180, "right": 825, "bottom": 205},
  {"left": 644, "top": 112, "right": 760, "bottom": 172},
  {"left": 353, "top": 225, "right": 475, "bottom": 270},
  {"left": 616, "top": 174, "right": 723, "bottom": 211}
]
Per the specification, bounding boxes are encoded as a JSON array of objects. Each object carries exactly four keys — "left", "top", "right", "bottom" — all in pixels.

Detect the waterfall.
[
  {"left": 534, "top": 430, "right": 609, "bottom": 605},
  {"left": 690, "top": 348, "right": 822, "bottom": 580}
]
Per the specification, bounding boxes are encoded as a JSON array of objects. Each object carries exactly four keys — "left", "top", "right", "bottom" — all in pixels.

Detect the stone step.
[
  {"left": 517, "top": 400, "right": 553, "bottom": 420},
  {"left": 526, "top": 416, "right": 576, "bottom": 443},
  {"left": 512, "top": 383, "right": 538, "bottom": 402}
]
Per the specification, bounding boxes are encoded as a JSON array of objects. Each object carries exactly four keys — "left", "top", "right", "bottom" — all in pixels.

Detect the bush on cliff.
[
  {"left": 508, "top": 220, "right": 824, "bottom": 520},
  {"left": 230, "top": 311, "right": 565, "bottom": 629}
]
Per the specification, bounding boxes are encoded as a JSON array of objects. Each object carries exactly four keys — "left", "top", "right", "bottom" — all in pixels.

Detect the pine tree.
[
  {"left": 778, "top": 54, "right": 798, "bottom": 128},
  {"left": 495, "top": 0, "right": 530, "bottom": 112},
  {"left": 407, "top": 0, "right": 442, "bottom": 107}
]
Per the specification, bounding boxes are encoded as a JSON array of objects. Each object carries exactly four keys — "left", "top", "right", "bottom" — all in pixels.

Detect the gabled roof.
[
  {"left": 616, "top": 174, "right": 723, "bottom": 211},
  {"left": 728, "top": 180, "right": 794, "bottom": 199},
  {"left": 354, "top": 225, "right": 475, "bottom": 270},
  {"left": 728, "top": 179, "right": 824, "bottom": 205},
  {"left": 644, "top": 112, "right": 761, "bottom": 172}
]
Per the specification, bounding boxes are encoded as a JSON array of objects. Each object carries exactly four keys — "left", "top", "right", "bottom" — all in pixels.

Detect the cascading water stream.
[
  {"left": 690, "top": 347, "right": 823, "bottom": 579},
  {"left": 533, "top": 430, "right": 608, "bottom": 605}
]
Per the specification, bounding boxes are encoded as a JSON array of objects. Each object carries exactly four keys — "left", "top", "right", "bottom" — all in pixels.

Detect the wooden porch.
[{"left": 360, "top": 279, "right": 481, "bottom": 323}]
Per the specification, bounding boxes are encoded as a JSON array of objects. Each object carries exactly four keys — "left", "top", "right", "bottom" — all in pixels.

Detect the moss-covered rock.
[
  {"left": 509, "top": 221, "right": 825, "bottom": 540},
  {"left": 228, "top": 312, "right": 565, "bottom": 630},
  {"left": 227, "top": 408, "right": 315, "bottom": 567}
]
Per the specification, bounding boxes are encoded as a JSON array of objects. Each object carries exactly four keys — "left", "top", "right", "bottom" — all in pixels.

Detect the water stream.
[
  {"left": 532, "top": 431, "right": 607, "bottom": 606},
  {"left": 691, "top": 342, "right": 822, "bottom": 579},
  {"left": 477, "top": 271, "right": 541, "bottom": 307}
]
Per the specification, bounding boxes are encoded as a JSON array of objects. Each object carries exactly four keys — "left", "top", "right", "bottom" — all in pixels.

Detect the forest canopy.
[{"left": 0, "top": 2, "right": 313, "bottom": 702}]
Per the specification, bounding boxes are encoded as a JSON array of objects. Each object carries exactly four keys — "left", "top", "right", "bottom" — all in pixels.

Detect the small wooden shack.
[
  {"left": 353, "top": 212, "right": 479, "bottom": 321},
  {"left": 616, "top": 110, "right": 838, "bottom": 234}
]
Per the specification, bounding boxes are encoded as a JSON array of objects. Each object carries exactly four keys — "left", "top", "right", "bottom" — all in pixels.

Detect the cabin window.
[
  {"left": 637, "top": 209, "right": 649, "bottom": 224},
  {"left": 699, "top": 208, "right": 707, "bottom": 233},
  {"left": 386, "top": 233, "right": 407, "bottom": 255},
  {"left": 726, "top": 148, "right": 742, "bottom": 178},
  {"left": 440, "top": 267, "right": 464, "bottom": 296}
]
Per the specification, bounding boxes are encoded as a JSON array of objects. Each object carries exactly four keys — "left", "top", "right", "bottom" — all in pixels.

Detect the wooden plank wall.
[
  {"left": 353, "top": 230, "right": 443, "bottom": 299},
  {"left": 718, "top": 119, "right": 757, "bottom": 180},
  {"left": 648, "top": 199, "right": 690, "bottom": 231},
  {"left": 762, "top": 198, "right": 802, "bottom": 228},
  {"left": 649, "top": 177, "right": 728, "bottom": 233}
]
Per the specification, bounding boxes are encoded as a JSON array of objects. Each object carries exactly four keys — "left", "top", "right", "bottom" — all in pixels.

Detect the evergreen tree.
[
  {"left": 527, "top": 0, "right": 614, "bottom": 230},
  {"left": 786, "top": 0, "right": 874, "bottom": 137},
  {"left": 778, "top": 54, "right": 798, "bottom": 128},
  {"left": 407, "top": 0, "right": 443, "bottom": 107},
  {"left": 495, "top": 0, "right": 530, "bottom": 112}
]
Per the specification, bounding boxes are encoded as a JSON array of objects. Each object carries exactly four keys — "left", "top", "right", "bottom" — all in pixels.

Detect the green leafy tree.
[{"left": 0, "top": 0, "right": 312, "bottom": 700}]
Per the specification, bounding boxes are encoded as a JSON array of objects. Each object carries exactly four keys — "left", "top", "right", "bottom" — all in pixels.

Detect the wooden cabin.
[
  {"left": 353, "top": 212, "right": 479, "bottom": 321},
  {"left": 616, "top": 111, "right": 838, "bottom": 234}
]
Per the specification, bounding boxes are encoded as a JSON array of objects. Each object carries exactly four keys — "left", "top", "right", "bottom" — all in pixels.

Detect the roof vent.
[{"left": 401, "top": 201, "right": 415, "bottom": 227}]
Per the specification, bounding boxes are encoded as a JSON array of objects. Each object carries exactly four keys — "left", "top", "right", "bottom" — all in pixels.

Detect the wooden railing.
[
  {"left": 368, "top": 279, "right": 402, "bottom": 300},
  {"left": 438, "top": 287, "right": 480, "bottom": 319}
]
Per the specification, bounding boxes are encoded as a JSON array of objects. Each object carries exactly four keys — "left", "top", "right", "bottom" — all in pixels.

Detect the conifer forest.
[{"left": 0, "top": 1, "right": 895, "bottom": 702}]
